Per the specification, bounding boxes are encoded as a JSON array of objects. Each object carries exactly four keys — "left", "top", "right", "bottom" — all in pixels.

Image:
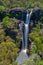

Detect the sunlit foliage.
[{"left": 0, "top": 42, "right": 19, "bottom": 65}]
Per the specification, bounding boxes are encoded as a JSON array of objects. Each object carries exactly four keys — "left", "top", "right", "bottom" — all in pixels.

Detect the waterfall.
[
  {"left": 22, "top": 10, "right": 32, "bottom": 50},
  {"left": 24, "top": 24, "right": 28, "bottom": 49},
  {"left": 19, "top": 22, "right": 25, "bottom": 49},
  {"left": 16, "top": 10, "right": 33, "bottom": 64}
]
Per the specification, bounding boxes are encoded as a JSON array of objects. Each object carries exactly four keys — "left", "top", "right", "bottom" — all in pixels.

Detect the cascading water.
[
  {"left": 24, "top": 24, "right": 28, "bottom": 49},
  {"left": 24, "top": 13, "right": 30, "bottom": 49},
  {"left": 19, "top": 22, "right": 25, "bottom": 49},
  {"left": 16, "top": 10, "right": 33, "bottom": 64},
  {"left": 22, "top": 10, "right": 32, "bottom": 50}
]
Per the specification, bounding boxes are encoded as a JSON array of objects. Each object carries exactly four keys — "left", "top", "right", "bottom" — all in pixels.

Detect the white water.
[
  {"left": 24, "top": 24, "right": 28, "bottom": 49},
  {"left": 16, "top": 10, "right": 33, "bottom": 64},
  {"left": 22, "top": 11, "right": 32, "bottom": 50},
  {"left": 24, "top": 13, "right": 30, "bottom": 49}
]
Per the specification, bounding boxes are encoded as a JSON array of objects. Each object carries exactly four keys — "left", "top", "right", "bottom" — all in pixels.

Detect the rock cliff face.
[{"left": 9, "top": 8, "right": 43, "bottom": 25}]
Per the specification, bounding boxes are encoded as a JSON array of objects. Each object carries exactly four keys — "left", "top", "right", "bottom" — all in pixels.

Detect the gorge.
[{"left": 0, "top": 0, "right": 43, "bottom": 65}]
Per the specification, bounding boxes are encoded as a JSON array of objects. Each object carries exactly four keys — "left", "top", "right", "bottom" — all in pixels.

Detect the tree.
[
  {"left": 0, "top": 42, "right": 19, "bottom": 65},
  {"left": 2, "top": 16, "right": 14, "bottom": 28},
  {"left": 0, "top": 0, "right": 43, "bottom": 10},
  {"left": 0, "top": 6, "right": 5, "bottom": 13}
]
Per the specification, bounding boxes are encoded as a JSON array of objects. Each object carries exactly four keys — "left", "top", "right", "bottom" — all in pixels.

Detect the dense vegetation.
[
  {"left": 0, "top": 42, "right": 18, "bottom": 65},
  {"left": 0, "top": 15, "right": 21, "bottom": 65},
  {"left": 0, "top": 0, "right": 43, "bottom": 65},
  {"left": 0, "top": 0, "right": 43, "bottom": 10}
]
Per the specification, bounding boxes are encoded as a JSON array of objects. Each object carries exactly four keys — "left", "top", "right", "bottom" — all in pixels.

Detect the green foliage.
[
  {"left": 37, "top": 60, "right": 43, "bottom": 65},
  {"left": 30, "top": 45, "right": 38, "bottom": 54},
  {"left": 0, "top": 23, "right": 5, "bottom": 43},
  {"left": 0, "top": 5, "right": 5, "bottom": 13},
  {"left": 0, "top": 42, "right": 19, "bottom": 65},
  {"left": 13, "top": 61, "right": 18, "bottom": 65},
  {"left": 5, "top": 36, "right": 14, "bottom": 42},
  {"left": 29, "top": 22, "right": 43, "bottom": 58},
  {"left": 2, "top": 16, "right": 14, "bottom": 28},
  {"left": 0, "top": 0, "right": 43, "bottom": 10},
  {"left": 23, "top": 60, "right": 34, "bottom": 65},
  {"left": 0, "top": 30, "right": 5, "bottom": 42}
]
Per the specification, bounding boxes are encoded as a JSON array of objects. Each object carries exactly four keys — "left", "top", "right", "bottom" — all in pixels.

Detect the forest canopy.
[{"left": 0, "top": 0, "right": 43, "bottom": 10}]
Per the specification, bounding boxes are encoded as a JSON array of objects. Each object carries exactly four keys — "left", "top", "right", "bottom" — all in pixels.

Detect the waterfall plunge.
[
  {"left": 22, "top": 11, "right": 32, "bottom": 51},
  {"left": 24, "top": 24, "right": 28, "bottom": 49},
  {"left": 16, "top": 10, "right": 33, "bottom": 64},
  {"left": 24, "top": 13, "right": 30, "bottom": 50}
]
